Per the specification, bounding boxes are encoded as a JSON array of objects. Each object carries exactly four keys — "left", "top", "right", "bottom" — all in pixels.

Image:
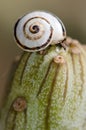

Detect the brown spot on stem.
[
  {"left": 53, "top": 55, "right": 65, "bottom": 64},
  {"left": 13, "top": 97, "right": 27, "bottom": 112}
]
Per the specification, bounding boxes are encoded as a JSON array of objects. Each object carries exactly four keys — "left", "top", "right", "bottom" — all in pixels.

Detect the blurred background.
[{"left": 0, "top": 0, "right": 86, "bottom": 108}]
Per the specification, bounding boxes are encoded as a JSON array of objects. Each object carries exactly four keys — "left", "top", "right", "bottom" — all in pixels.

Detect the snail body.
[{"left": 14, "top": 11, "right": 66, "bottom": 52}]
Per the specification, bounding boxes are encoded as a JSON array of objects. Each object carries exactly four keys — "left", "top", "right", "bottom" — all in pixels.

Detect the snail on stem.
[
  {"left": 1, "top": 10, "right": 86, "bottom": 130},
  {"left": 14, "top": 11, "right": 67, "bottom": 52}
]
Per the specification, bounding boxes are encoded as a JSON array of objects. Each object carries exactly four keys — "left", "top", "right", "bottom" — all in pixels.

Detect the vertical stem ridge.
[
  {"left": 78, "top": 54, "right": 84, "bottom": 96},
  {"left": 71, "top": 53, "right": 84, "bottom": 97},
  {"left": 6, "top": 109, "right": 17, "bottom": 130},
  {"left": 24, "top": 109, "right": 27, "bottom": 130},
  {"left": 63, "top": 62, "right": 68, "bottom": 101},
  {"left": 45, "top": 64, "right": 60, "bottom": 129},
  {"left": 37, "top": 60, "right": 53, "bottom": 96},
  {"left": 20, "top": 53, "right": 32, "bottom": 84}
]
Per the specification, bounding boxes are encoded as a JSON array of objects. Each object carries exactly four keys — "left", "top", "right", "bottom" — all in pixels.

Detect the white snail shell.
[{"left": 14, "top": 11, "right": 66, "bottom": 52}]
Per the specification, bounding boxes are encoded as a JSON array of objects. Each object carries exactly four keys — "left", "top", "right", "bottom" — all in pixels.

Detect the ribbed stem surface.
[{"left": 1, "top": 38, "right": 86, "bottom": 130}]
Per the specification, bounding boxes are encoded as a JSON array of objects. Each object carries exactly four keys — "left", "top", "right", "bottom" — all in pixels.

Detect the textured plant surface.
[{"left": 0, "top": 37, "right": 86, "bottom": 130}]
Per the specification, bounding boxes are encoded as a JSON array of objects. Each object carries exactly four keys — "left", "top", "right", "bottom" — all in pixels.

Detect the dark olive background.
[{"left": 0, "top": 0, "right": 86, "bottom": 108}]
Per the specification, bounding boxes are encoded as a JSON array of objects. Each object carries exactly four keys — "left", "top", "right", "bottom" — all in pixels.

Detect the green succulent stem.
[{"left": 0, "top": 37, "right": 86, "bottom": 130}]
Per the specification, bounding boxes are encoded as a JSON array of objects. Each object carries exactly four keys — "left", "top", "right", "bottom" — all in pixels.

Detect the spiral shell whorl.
[{"left": 14, "top": 11, "right": 66, "bottom": 52}]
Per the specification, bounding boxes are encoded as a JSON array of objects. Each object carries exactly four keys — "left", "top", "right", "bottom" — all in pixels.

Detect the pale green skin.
[{"left": 0, "top": 44, "right": 86, "bottom": 130}]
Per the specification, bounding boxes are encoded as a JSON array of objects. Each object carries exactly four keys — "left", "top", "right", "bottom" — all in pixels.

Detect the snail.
[{"left": 14, "top": 11, "right": 66, "bottom": 52}]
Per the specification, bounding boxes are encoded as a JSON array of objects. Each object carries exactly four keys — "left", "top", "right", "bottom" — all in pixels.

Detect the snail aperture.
[{"left": 14, "top": 11, "right": 66, "bottom": 52}]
